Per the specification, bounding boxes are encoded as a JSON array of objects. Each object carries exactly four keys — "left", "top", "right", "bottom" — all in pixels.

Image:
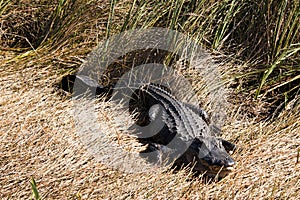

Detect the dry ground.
[{"left": 0, "top": 49, "right": 299, "bottom": 199}]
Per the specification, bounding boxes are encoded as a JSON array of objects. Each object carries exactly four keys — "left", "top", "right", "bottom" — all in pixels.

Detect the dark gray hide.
[{"left": 128, "top": 83, "right": 235, "bottom": 178}]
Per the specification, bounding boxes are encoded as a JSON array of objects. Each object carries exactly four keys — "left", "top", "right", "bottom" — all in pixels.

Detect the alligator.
[
  {"left": 127, "top": 83, "right": 235, "bottom": 177},
  {"left": 60, "top": 74, "right": 236, "bottom": 178}
]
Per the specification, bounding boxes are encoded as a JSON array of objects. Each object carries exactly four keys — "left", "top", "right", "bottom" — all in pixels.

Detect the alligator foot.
[
  {"left": 219, "top": 138, "right": 236, "bottom": 154},
  {"left": 139, "top": 143, "right": 177, "bottom": 166}
]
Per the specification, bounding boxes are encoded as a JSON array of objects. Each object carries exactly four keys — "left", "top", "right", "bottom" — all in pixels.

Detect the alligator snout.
[
  {"left": 177, "top": 137, "right": 236, "bottom": 177},
  {"left": 202, "top": 147, "right": 235, "bottom": 167},
  {"left": 224, "top": 157, "right": 235, "bottom": 167}
]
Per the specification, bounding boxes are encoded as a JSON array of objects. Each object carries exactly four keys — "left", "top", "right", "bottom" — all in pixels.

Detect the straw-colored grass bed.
[
  {"left": 0, "top": 54, "right": 299, "bottom": 199},
  {"left": 1, "top": 0, "right": 299, "bottom": 199}
]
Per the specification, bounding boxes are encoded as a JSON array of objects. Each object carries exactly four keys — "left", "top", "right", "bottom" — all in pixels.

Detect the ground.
[{"left": 1, "top": 0, "right": 299, "bottom": 199}]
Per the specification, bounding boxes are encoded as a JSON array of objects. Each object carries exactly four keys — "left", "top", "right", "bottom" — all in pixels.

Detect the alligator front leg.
[
  {"left": 140, "top": 143, "right": 176, "bottom": 166},
  {"left": 219, "top": 138, "right": 236, "bottom": 153}
]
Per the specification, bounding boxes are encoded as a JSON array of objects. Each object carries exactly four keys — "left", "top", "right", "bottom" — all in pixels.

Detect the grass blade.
[{"left": 30, "top": 177, "right": 41, "bottom": 200}]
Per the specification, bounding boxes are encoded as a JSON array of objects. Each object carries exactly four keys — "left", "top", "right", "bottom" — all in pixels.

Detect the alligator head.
[{"left": 175, "top": 137, "right": 235, "bottom": 178}]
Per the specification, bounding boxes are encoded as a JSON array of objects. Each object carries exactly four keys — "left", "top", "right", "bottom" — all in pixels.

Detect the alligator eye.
[{"left": 219, "top": 140, "right": 223, "bottom": 148}]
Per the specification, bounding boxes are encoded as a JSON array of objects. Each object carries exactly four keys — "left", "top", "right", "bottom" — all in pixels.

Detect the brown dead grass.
[{"left": 1, "top": 47, "right": 299, "bottom": 199}]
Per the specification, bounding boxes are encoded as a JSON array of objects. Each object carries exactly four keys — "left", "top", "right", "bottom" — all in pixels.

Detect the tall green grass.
[
  {"left": 255, "top": 0, "right": 300, "bottom": 99},
  {"left": 0, "top": 0, "right": 11, "bottom": 16},
  {"left": 116, "top": 0, "right": 299, "bottom": 107},
  {"left": 1, "top": 0, "right": 299, "bottom": 111}
]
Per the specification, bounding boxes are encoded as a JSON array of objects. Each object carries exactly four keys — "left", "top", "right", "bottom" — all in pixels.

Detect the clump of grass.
[
  {"left": 51, "top": 0, "right": 298, "bottom": 117},
  {"left": 254, "top": 1, "right": 300, "bottom": 100},
  {"left": 0, "top": 1, "right": 56, "bottom": 49},
  {"left": 1, "top": 1, "right": 298, "bottom": 108},
  {"left": 0, "top": 0, "right": 113, "bottom": 52},
  {"left": 0, "top": 0, "right": 11, "bottom": 16}
]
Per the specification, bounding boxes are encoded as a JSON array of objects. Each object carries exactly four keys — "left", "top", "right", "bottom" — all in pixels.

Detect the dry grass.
[
  {"left": 1, "top": 50, "right": 299, "bottom": 199},
  {"left": 1, "top": 0, "right": 300, "bottom": 199}
]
